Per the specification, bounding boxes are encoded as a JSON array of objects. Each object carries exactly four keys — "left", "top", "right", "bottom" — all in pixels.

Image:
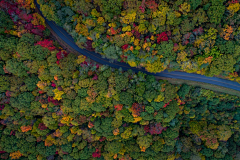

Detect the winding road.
[{"left": 35, "top": 1, "right": 240, "bottom": 92}]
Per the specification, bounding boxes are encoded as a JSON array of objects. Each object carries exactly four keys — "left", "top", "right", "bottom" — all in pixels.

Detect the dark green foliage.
[
  {"left": 207, "top": 54, "right": 236, "bottom": 77},
  {"left": 163, "top": 100, "right": 179, "bottom": 123},
  {"left": 61, "top": 143, "right": 72, "bottom": 153},
  {"left": 178, "top": 84, "right": 190, "bottom": 99},
  {"left": 0, "top": 35, "right": 18, "bottom": 61},
  {"left": 216, "top": 102, "right": 234, "bottom": 111},
  {"left": 0, "top": 10, "right": 14, "bottom": 34},
  {"left": 136, "top": 82, "right": 145, "bottom": 96},
  {"left": 91, "top": 102, "right": 106, "bottom": 112},
  {"left": 105, "top": 141, "right": 123, "bottom": 154},
  {"left": 10, "top": 92, "right": 34, "bottom": 110},
  {"left": 190, "top": 87, "right": 202, "bottom": 98},
  {"left": 145, "top": 106, "right": 154, "bottom": 114},
  {"left": 17, "top": 139, "right": 36, "bottom": 154},
  {"left": 40, "top": 3, "right": 61, "bottom": 25},
  {"left": 201, "top": 147, "right": 214, "bottom": 157},
  {"left": 24, "top": 75, "right": 39, "bottom": 91},
  {"left": 164, "top": 84, "right": 177, "bottom": 103},
  {"left": 228, "top": 139, "right": 237, "bottom": 156},
  {"left": 190, "top": 0, "right": 202, "bottom": 10},
  {"left": 36, "top": 142, "right": 56, "bottom": 157},
  {"left": 19, "top": 33, "right": 35, "bottom": 45},
  {"left": 103, "top": 68, "right": 112, "bottom": 78},
  {"left": 119, "top": 92, "right": 133, "bottom": 106},
  {"left": 0, "top": 61, "right": 4, "bottom": 75},
  {"left": 207, "top": 5, "right": 225, "bottom": 24},
  {"left": 59, "top": 54, "right": 78, "bottom": 78},
  {"left": 143, "top": 89, "right": 157, "bottom": 103},
  {"left": 78, "top": 88, "right": 88, "bottom": 97},
  {"left": 151, "top": 101, "right": 164, "bottom": 110},
  {"left": 211, "top": 0, "right": 225, "bottom": 5},
  {"left": 57, "top": 6, "right": 74, "bottom": 25},
  {"left": 95, "top": 79, "right": 108, "bottom": 91},
  {"left": 78, "top": 147, "right": 94, "bottom": 160},
  {"left": 103, "top": 45, "right": 118, "bottom": 60},
  {"left": 0, "top": 75, "right": 10, "bottom": 92},
  {"left": 100, "top": 117, "right": 113, "bottom": 134},
  {"left": 5, "top": 59, "right": 29, "bottom": 77},
  {"left": 157, "top": 40, "right": 176, "bottom": 61},
  {"left": 0, "top": 135, "right": 19, "bottom": 153},
  {"left": 71, "top": 0, "right": 94, "bottom": 15},
  {"left": 219, "top": 41, "right": 235, "bottom": 55},
  {"left": 31, "top": 45, "right": 49, "bottom": 61},
  {"left": 151, "top": 139, "right": 164, "bottom": 152},
  {"left": 100, "top": 0, "right": 123, "bottom": 21}
]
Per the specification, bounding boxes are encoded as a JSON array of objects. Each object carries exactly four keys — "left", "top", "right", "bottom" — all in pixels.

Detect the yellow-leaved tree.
[
  {"left": 145, "top": 55, "right": 166, "bottom": 73},
  {"left": 10, "top": 151, "right": 22, "bottom": 160},
  {"left": 53, "top": 88, "right": 65, "bottom": 101}
]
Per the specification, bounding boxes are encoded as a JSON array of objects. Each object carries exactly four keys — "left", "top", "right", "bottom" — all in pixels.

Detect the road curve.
[{"left": 35, "top": 1, "right": 240, "bottom": 92}]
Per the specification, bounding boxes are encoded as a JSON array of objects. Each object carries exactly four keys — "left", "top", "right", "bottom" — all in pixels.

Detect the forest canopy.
[
  {"left": 37, "top": 0, "right": 240, "bottom": 84},
  {"left": 0, "top": 0, "right": 240, "bottom": 160}
]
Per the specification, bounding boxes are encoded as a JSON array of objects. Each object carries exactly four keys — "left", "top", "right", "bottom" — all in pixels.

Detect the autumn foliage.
[
  {"left": 0, "top": 0, "right": 239, "bottom": 159},
  {"left": 20, "top": 125, "right": 32, "bottom": 132}
]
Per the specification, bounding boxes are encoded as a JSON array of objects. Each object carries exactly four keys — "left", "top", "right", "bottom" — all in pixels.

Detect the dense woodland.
[
  {"left": 0, "top": 0, "right": 240, "bottom": 160},
  {"left": 37, "top": 0, "right": 240, "bottom": 83}
]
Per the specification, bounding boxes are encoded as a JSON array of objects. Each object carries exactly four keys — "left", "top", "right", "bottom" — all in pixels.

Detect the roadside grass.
[{"left": 156, "top": 77, "right": 240, "bottom": 97}]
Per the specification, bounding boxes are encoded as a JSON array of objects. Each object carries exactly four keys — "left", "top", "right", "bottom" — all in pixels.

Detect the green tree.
[
  {"left": 207, "top": 5, "right": 225, "bottom": 24},
  {"left": 17, "top": 139, "right": 36, "bottom": 155},
  {"left": 115, "top": 73, "right": 129, "bottom": 92},
  {"left": 119, "top": 92, "right": 133, "bottom": 106},
  {"left": 201, "top": 147, "right": 213, "bottom": 157},
  {"left": 157, "top": 40, "right": 176, "bottom": 61},
  {"left": 39, "top": 4, "right": 61, "bottom": 25},
  {"left": 61, "top": 143, "right": 72, "bottom": 153},
  {"left": 0, "top": 135, "right": 19, "bottom": 153},
  {"left": 143, "top": 89, "right": 158, "bottom": 103},
  {"left": 105, "top": 141, "right": 123, "bottom": 154},
  {"left": 136, "top": 135, "right": 153, "bottom": 151},
  {"left": 59, "top": 54, "right": 78, "bottom": 78},
  {"left": 207, "top": 54, "right": 236, "bottom": 76},
  {"left": 100, "top": 0, "right": 123, "bottom": 22},
  {"left": 0, "top": 10, "right": 14, "bottom": 34},
  {"left": 163, "top": 100, "right": 179, "bottom": 123},
  {"left": 42, "top": 115, "right": 58, "bottom": 130},
  {"left": 36, "top": 142, "right": 56, "bottom": 157},
  {"left": 136, "top": 82, "right": 145, "bottom": 96},
  {"left": 78, "top": 88, "right": 88, "bottom": 97},
  {"left": 24, "top": 75, "right": 39, "bottom": 91},
  {"left": 31, "top": 45, "right": 49, "bottom": 61},
  {"left": 0, "top": 76, "right": 9, "bottom": 92},
  {"left": 178, "top": 84, "right": 190, "bottom": 99},
  {"left": 0, "top": 36, "right": 18, "bottom": 61},
  {"left": 164, "top": 84, "right": 178, "bottom": 103},
  {"left": 151, "top": 138, "right": 164, "bottom": 152},
  {"left": 91, "top": 102, "right": 106, "bottom": 112},
  {"left": 103, "top": 45, "right": 119, "bottom": 60},
  {"left": 10, "top": 92, "right": 34, "bottom": 110},
  {"left": 5, "top": 59, "right": 29, "bottom": 77},
  {"left": 190, "top": 0, "right": 202, "bottom": 10}
]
